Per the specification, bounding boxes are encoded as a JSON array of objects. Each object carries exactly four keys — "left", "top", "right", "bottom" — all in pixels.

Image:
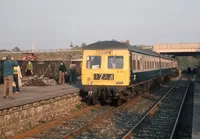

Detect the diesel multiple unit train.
[{"left": 82, "top": 41, "right": 178, "bottom": 105}]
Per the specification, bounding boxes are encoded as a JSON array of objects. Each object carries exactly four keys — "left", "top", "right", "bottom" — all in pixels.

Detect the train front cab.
[{"left": 81, "top": 49, "right": 130, "bottom": 104}]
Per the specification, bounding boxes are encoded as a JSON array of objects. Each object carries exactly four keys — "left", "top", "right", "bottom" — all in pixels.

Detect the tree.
[
  {"left": 71, "top": 45, "right": 81, "bottom": 50},
  {"left": 12, "top": 47, "right": 20, "bottom": 52},
  {"left": 81, "top": 43, "right": 87, "bottom": 48}
]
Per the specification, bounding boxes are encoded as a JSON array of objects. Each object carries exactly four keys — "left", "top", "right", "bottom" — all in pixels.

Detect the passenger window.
[
  {"left": 137, "top": 60, "right": 140, "bottom": 70},
  {"left": 108, "top": 56, "right": 123, "bottom": 69},
  {"left": 145, "top": 61, "right": 147, "bottom": 69},
  {"left": 86, "top": 56, "right": 101, "bottom": 69},
  {"left": 133, "top": 59, "right": 136, "bottom": 70}
]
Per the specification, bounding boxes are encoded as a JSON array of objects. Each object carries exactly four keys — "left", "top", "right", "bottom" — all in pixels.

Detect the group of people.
[
  {"left": 2, "top": 56, "right": 33, "bottom": 99},
  {"left": 3, "top": 55, "right": 22, "bottom": 99},
  {"left": 59, "top": 62, "right": 77, "bottom": 85},
  {"left": 2, "top": 57, "right": 77, "bottom": 99}
]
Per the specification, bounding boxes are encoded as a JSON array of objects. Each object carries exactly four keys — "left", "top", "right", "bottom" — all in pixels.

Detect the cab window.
[
  {"left": 108, "top": 56, "right": 123, "bottom": 69},
  {"left": 86, "top": 56, "right": 101, "bottom": 69}
]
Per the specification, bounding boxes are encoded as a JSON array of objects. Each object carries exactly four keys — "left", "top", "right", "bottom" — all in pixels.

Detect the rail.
[{"left": 169, "top": 79, "right": 190, "bottom": 138}]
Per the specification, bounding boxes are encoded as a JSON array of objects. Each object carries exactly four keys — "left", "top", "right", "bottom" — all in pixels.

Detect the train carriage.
[
  {"left": 81, "top": 41, "right": 178, "bottom": 105},
  {"left": 130, "top": 47, "right": 177, "bottom": 84}
]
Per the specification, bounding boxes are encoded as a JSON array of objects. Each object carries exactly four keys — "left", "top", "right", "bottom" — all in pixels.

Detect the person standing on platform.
[
  {"left": 69, "top": 62, "right": 77, "bottom": 84},
  {"left": 13, "top": 64, "right": 22, "bottom": 96},
  {"left": 26, "top": 61, "right": 33, "bottom": 76},
  {"left": 3, "top": 56, "right": 18, "bottom": 99},
  {"left": 178, "top": 69, "right": 182, "bottom": 77},
  {"left": 59, "top": 62, "right": 66, "bottom": 84}
]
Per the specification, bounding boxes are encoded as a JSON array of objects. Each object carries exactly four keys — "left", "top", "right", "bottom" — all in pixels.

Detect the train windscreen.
[
  {"left": 108, "top": 56, "right": 123, "bottom": 69},
  {"left": 86, "top": 56, "right": 101, "bottom": 69}
]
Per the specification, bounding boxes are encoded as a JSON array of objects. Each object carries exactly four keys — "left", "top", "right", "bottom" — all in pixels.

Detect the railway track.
[
  {"left": 63, "top": 77, "right": 182, "bottom": 139},
  {"left": 13, "top": 77, "right": 181, "bottom": 139},
  {"left": 122, "top": 76, "right": 191, "bottom": 139},
  {"left": 172, "top": 80, "right": 194, "bottom": 138},
  {"left": 173, "top": 73, "right": 198, "bottom": 138},
  {"left": 12, "top": 104, "right": 94, "bottom": 139}
]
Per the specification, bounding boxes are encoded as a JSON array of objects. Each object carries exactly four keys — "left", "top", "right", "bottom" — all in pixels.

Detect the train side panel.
[
  {"left": 129, "top": 51, "right": 178, "bottom": 84},
  {"left": 161, "top": 68, "right": 175, "bottom": 75},
  {"left": 131, "top": 69, "right": 160, "bottom": 84}
]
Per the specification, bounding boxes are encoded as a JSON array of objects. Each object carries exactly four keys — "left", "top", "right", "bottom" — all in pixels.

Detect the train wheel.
[
  {"left": 87, "top": 91, "right": 95, "bottom": 105},
  {"left": 100, "top": 91, "right": 107, "bottom": 105},
  {"left": 116, "top": 99, "right": 122, "bottom": 106},
  {"left": 114, "top": 99, "right": 122, "bottom": 106},
  {"left": 87, "top": 95, "right": 93, "bottom": 105}
]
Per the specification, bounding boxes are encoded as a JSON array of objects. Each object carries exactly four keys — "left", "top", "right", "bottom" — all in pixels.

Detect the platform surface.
[
  {"left": 192, "top": 81, "right": 200, "bottom": 139},
  {"left": 0, "top": 82, "right": 81, "bottom": 110}
]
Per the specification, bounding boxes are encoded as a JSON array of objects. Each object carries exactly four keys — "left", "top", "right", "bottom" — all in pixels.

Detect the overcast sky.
[{"left": 0, "top": 0, "right": 200, "bottom": 50}]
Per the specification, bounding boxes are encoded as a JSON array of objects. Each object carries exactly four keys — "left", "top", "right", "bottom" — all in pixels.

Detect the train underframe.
[{"left": 85, "top": 74, "right": 174, "bottom": 106}]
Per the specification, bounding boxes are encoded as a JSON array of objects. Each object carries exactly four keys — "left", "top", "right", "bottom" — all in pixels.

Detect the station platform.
[
  {"left": 192, "top": 79, "right": 200, "bottom": 139},
  {"left": 0, "top": 82, "right": 81, "bottom": 110},
  {"left": 0, "top": 81, "right": 82, "bottom": 138}
]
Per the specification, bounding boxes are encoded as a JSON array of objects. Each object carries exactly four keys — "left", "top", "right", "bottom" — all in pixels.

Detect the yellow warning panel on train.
[{"left": 96, "top": 50, "right": 112, "bottom": 55}]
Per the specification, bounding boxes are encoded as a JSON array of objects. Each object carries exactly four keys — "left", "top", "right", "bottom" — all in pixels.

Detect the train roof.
[
  {"left": 85, "top": 41, "right": 175, "bottom": 60},
  {"left": 85, "top": 41, "right": 127, "bottom": 50}
]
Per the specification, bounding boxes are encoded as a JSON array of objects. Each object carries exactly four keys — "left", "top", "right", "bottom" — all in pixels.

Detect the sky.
[{"left": 0, "top": 0, "right": 200, "bottom": 50}]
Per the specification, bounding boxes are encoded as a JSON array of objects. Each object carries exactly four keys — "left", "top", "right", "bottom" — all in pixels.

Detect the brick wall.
[{"left": 0, "top": 92, "right": 81, "bottom": 139}]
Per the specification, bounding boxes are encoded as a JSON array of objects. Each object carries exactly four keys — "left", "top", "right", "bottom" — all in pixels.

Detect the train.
[{"left": 81, "top": 41, "right": 178, "bottom": 105}]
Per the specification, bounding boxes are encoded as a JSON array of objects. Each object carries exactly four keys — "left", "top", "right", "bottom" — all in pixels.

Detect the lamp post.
[{"left": 68, "top": 42, "right": 73, "bottom": 65}]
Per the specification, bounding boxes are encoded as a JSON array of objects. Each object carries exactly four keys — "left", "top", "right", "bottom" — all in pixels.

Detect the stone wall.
[{"left": 0, "top": 92, "right": 81, "bottom": 139}]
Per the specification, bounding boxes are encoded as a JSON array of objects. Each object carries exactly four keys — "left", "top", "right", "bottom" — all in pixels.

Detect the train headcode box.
[{"left": 96, "top": 50, "right": 112, "bottom": 55}]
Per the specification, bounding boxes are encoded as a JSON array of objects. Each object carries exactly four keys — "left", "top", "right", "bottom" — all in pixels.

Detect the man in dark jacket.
[
  {"left": 3, "top": 56, "right": 18, "bottom": 99},
  {"left": 59, "top": 62, "right": 66, "bottom": 84},
  {"left": 69, "top": 62, "right": 77, "bottom": 84}
]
